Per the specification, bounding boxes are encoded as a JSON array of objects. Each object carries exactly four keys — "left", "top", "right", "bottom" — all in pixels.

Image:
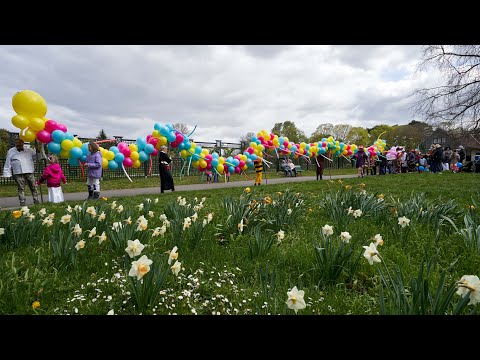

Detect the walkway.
[{"left": 0, "top": 174, "right": 357, "bottom": 210}]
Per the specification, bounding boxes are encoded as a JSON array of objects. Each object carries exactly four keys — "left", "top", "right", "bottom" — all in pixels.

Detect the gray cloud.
[{"left": 0, "top": 45, "right": 433, "bottom": 143}]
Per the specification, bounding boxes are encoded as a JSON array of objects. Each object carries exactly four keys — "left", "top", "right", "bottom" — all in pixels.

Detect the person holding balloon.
[
  {"left": 158, "top": 145, "right": 175, "bottom": 193},
  {"left": 85, "top": 141, "right": 102, "bottom": 200},
  {"left": 36, "top": 154, "right": 67, "bottom": 203},
  {"left": 254, "top": 156, "right": 263, "bottom": 186},
  {"left": 3, "top": 138, "right": 40, "bottom": 206}
]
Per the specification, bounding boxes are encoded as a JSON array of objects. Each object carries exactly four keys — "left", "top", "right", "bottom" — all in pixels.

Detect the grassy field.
[{"left": 0, "top": 172, "right": 479, "bottom": 315}]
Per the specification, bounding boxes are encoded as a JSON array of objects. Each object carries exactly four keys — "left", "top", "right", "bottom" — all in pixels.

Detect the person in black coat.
[{"left": 158, "top": 146, "right": 175, "bottom": 193}]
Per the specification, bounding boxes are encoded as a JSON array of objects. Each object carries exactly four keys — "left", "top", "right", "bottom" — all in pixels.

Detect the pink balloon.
[
  {"left": 123, "top": 157, "right": 133, "bottom": 167},
  {"left": 238, "top": 160, "right": 245, "bottom": 168},
  {"left": 206, "top": 163, "right": 212, "bottom": 169},
  {"left": 118, "top": 142, "right": 127, "bottom": 150},
  {"left": 149, "top": 137, "right": 158, "bottom": 147},
  {"left": 258, "top": 136, "right": 264, "bottom": 143},
  {"left": 175, "top": 134, "right": 184, "bottom": 143},
  {"left": 284, "top": 141, "right": 289, "bottom": 147},
  {"left": 198, "top": 166, "right": 205, "bottom": 172},
  {"left": 44, "top": 120, "right": 58, "bottom": 133},
  {"left": 121, "top": 147, "right": 131, "bottom": 157},
  {"left": 247, "top": 147, "right": 254, "bottom": 154},
  {"left": 234, "top": 166, "right": 241, "bottom": 174},
  {"left": 56, "top": 123, "right": 67, "bottom": 133},
  {"left": 205, "top": 154, "right": 212, "bottom": 162},
  {"left": 151, "top": 149, "right": 158, "bottom": 156},
  {"left": 170, "top": 141, "right": 178, "bottom": 148},
  {"left": 267, "top": 140, "right": 273, "bottom": 147},
  {"left": 36, "top": 130, "right": 52, "bottom": 144}
]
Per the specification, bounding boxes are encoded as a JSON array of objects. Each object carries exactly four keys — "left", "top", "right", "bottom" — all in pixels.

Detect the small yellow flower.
[
  {"left": 345, "top": 185, "right": 352, "bottom": 190},
  {"left": 359, "top": 183, "right": 366, "bottom": 187},
  {"left": 12, "top": 210, "right": 22, "bottom": 219},
  {"left": 338, "top": 179, "right": 343, "bottom": 184},
  {"left": 244, "top": 187, "right": 251, "bottom": 193},
  {"left": 308, "top": 208, "right": 313, "bottom": 213},
  {"left": 468, "top": 205, "right": 475, "bottom": 210},
  {"left": 101, "top": 197, "right": 108, "bottom": 201},
  {"left": 277, "top": 192, "right": 283, "bottom": 196},
  {"left": 378, "top": 194, "right": 384, "bottom": 199},
  {"left": 32, "top": 301, "right": 40, "bottom": 309}
]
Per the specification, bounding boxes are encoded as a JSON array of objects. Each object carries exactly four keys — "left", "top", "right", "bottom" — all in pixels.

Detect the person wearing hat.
[
  {"left": 3, "top": 138, "right": 40, "bottom": 206},
  {"left": 158, "top": 145, "right": 175, "bottom": 193},
  {"left": 458, "top": 145, "right": 466, "bottom": 165}
]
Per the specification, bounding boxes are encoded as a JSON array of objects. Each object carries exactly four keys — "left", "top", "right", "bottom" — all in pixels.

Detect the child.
[
  {"left": 86, "top": 141, "right": 102, "bottom": 200},
  {"left": 205, "top": 169, "right": 213, "bottom": 183},
  {"left": 254, "top": 157, "right": 263, "bottom": 186},
  {"left": 225, "top": 169, "right": 230, "bottom": 182},
  {"left": 36, "top": 154, "right": 67, "bottom": 203}
]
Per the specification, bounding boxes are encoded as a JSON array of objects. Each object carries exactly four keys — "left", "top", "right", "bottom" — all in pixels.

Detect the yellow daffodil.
[
  {"left": 12, "top": 210, "right": 22, "bottom": 219},
  {"left": 32, "top": 301, "right": 40, "bottom": 309}
]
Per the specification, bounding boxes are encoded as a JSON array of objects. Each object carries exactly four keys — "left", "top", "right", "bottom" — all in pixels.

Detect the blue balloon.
[
  {"left": 159, "top": 125, "right": 169, "bottom": 137},
  {"left": 138, "top": 151, "right": 149, "bottom": 162},
  {"left": 167, "top": 132, "right": 176, "bottom": 143},
  {"left": 51, "top": 130, "right": 66, "bottom": 143},
  {"left": 154, "top": 123, "right": 161, "bottom": 131},
  {"left": 144, "top": 144, "right": 155, "bottom": 155},
  {"left": 419, "top": 166, "right": 425, "bottom": 171},
  {"left": 108, "top": 160, "right": 119, "bottom": 170},
  {"left": 166, "top": 123, "right": 174, "bottom": 131},
  {"left": 228, "top": 165, "right": 235, "bottom": 173},
  {"left": 183, "top": 141, "right": 191, "bottom": 149},
  {"left": 47, "top": 141, "right": 61, "bottom": 154},
  {"left": 109, "top": 146, "right": 119, "bottom": 154},
  {"left": 457, "top": 162, "right": 463, "bottom": 168},
  {"left": 195, "top": 146, "right": 202, "bottom": 154},
  {"left": 80, "top": 155, "right": 87, "bottom": 162},
  {"left": 81, "top": 143, "right": 90, "bottom": 155},
  {"left": 70, "top": 147, "right": 83, "bottom": 159},
  {"left": 136, "top": 138, "right": 146, "bottom": 151},
  {"left": 64, "top": 132, "right": 74, "bottom": 141},
  {"left": 68, "top": 157, "right": 79, "bottom": 166},
  {"left": 114, "top": 152, "right": 125, "bottom": 163},
  {"left": 211, "top": 159, "right": 219, "bottom": 167}
]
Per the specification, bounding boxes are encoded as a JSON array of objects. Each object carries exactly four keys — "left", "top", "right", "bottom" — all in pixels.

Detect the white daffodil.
[
  {"left": 152, "top": 227, "right": 162, "bottom": 237},
  {"left": 193, "top": 205, "right": 201, "bottom": 212},
  {"left": 136, "top": 218, "right": 148, "bottom": 232},
  {"left": 373, "top": 234, "right": 384, "bottom": 246},
  {"left": 398, "top": 216, "right": 410, "bottom": 228},
  {"left": 66, "top": 205, "right": 73, "bottom": 213},
  {"left": 159, "top": 214, "right": 167, "bottom": 222},
  {"left": 148, "top": 211, "right": 154, "bottom": 218},
  {"left": 124, "top": 216, "right": 132, "bottom": 225},
  {"left": 287, "top": 208, "right": 293, "bottom": 216},
  {"left": 86, "top": 206, "right": 97, "bottom": 217},
  {"left": 0, "top": 228, "right": 4, "bottom": 236},
  {"left": 191, "top": 213, "right": 198, "bottom": 223},
  {"left": 97, "top": 212, "right": 106, "bottom": 221},
  {"left": 116, "top": 205, "right": 124, "bottom": 213},
  {"left": 159, "top": 225, "right": 166, "bottom": 236},
  {"left": 27, "top": 214, "right": 35, "bottom": 222},
  {"left": 353, "top": 209, "right": 363, "bottom": 218},
  {"left": 276, "top": 230, "right": 285, "bottom": 242},
  {"left": 322, "top": 224, "right": 334, "bottom": 236},
  {"left": 136, "top": 203, "right": 144, "bottom": 211},
  {"left": 340, "top": 231, "right": 352, "bottom": 243},
  {"left": 128, "top": 255, "right": 152, "bottom": 280},
  {"left": 202, "top": 219, "right": 208, "bottom": 227},
  {"left": 20, "top": 206, "right": 30, "bottom": 215},
  {"left": 286, "top": 286, "right": 306, "bottom": 313},
  {"left": 75, "top": 240, "right": 86, "bottom": 250},
  {"left": 112, "top": 222, "right": 123, "bottom": 232},
  {"left": 163, "top": 219, "right": 171, "bottom": 228},
  {"left": 110, "top": 201, "right": 117, "bottom": 209},
  {"left": 88, "top": 227, "right": 97, "bottom": 238},
  {"left": 171, "top": 260, "right": 182, "bottom": 276},
  {"left": 154, "top": 198, "right": 159, "bottom": 204},
  {"left": 60, "top": 215, "right": 72, "bottom": 224},
  {"left": 456, "top": 275, "right": 480, "bottom": 306},
  {"left": 37, "top": 208, "right": 47, "bottom": 217},
  {"left": 179, "top": 198, "right": 187, "bottom": 206},
  {"left": 73, "top": 205, "right": 82, "bottom": 212},
  {"left": 97, "top": 232, "right": 107, "bottom": 244},
  {"left": 42, "top": 218, "right": 53, "bottom": 227},
  {"left": 238, "top": 219, "right": 244, "bottom": 233},
  {"left": 107, "top": 309, "right": 114, "bottom": 315},
  {"left": 125, "top": 239, "right": 145, "bottom": 258},
  {"left": 347, "top": 206, "right": 354, "bottom": 215},
  {"left": 46, "top": 213, "right": 55, "bottom": 220},
  {"left": 201, "top": 197, "right": 206, "bottom": 203},
  {"left": 72, "top": 224, "right": 83, "bottom": 237},
  {"left": 207, "top": 213, "right": 214, "bottom": 223},
  {"left": 168, "top": 246, "right": 179, "bottom": 265},
  {"left": 363, "top": 242, "right": 381, "bottom": 265},
  {"left": 145, "top": 198, "right": 151, "bottom": 203},
  {"left": 183, "top": 217, "right": 192, "bottom": 231}
]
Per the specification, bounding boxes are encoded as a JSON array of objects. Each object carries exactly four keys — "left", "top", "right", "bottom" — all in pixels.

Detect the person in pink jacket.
[{"left": 36, "top": 154, "right": 67, "bottom": 203}]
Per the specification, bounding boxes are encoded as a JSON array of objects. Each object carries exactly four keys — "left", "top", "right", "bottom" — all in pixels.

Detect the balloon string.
[
  {"left": 148, "top": 156, "right": 153, "bottom": 176},
  {"left": 122, "top": 163, "right": 133, "bottom": 182}
]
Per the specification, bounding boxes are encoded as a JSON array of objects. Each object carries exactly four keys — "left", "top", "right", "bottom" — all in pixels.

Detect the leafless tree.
[
  {"left": 412, "top": 45, "right": 480, "bottom": 132},
  {"left": 173, "top": 123, "right": 191, "bottom": 136}
]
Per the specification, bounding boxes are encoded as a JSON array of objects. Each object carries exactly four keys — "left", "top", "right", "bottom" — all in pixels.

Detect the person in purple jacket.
[{"left": 85, "top": 141, "right": 102, "bottom": 200}]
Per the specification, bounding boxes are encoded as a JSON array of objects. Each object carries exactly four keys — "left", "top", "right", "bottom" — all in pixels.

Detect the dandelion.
[
  {"left": 340, "top": 231, "right": 352, "bottom": 243},
  {"left": 129, "top": 255, "right": 153, "bottom": 280},
  {"left": 398, "top": 216, "right": 410, "bottom": 228},
  {"left": 468, "top": 205, "right": 475, "bottom": 210},
  {"left": 171, "top": 260, "right": 182, "bottom": 276},
  {"left": 322, "top": 224, "right": 334, "bottom": 236},
  {"left": 97, "top": 212, "right": 106, "bottom": 221},
  {"left": 168, "top": 246, "right": 178, "bottom": 265},
  {"left": 345, "top": 185, "right": 352, "bottom": 190},
  {"left": 86, "top": 206, "right": 97, "bottom": 217},
  {"left": 373, "top": 234, "right": 384, "bottom": 246},
  {"left": 286, "top": 286, "right": 306, "bottom": 314},
  {"left": 32, "top": 301, "right": 40, "bottom": 309},
  {"left": 353, "top": 209, "right": 362, "bottom": 218},
  {"left": 60, "top": 214, "right": 72, "bottom": 224},
  {"left": 88, "top": 227, "right": 97, "bottom": 238},
  {"left": 12, "top": 210, "right": 22, "bottom": 219},
  {"left": 276, "top": 230, "right": 285, "bottom": 242},
  {"left": 72, "top": 224, "right": 83, "bottom": 237},
  {"left": 75, "top": 240, "right": 86, "bottom": 251},
  {"left": 245, "top": 187, "right": 251, "bottom": 193},
  {"left": 97, "top": 232, "right": 107, "bottom": 244},
  {"left": 238, "top": 219, "right": 244, "bottom": 233},
  {"left": 125, "top": 239, "right": 145, "bottom": 258},
  {"left": 183, "top": 217, "right": 192, "bottom": 231},
  {"left": 101, "top": 197, "right": 108, "bottom": 201},
  {"left": 456, "top": 275, "right": 480, "bottom": 306},
  {"left": 362, "top": 243, "right": 381, "bottom": 265}
]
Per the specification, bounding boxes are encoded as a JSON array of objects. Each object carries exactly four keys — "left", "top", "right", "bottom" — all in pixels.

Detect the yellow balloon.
[
  {"left": 152, "top": 130, "right": 161, "bottom": 138},
  {"left": 130, "top": 151, "right": 139, "bottom": 161},
  {"left": 29, "top": 117, "right": 45, "bottom": 131},
  {"left": 216, "top": 164, "right": 224, "bottom": 174},
  {"left": 192, "top": 160, "right": 200, "bottom": 168},
  {"left": 72, "top": 137, "right": 82, "bottom": 148},
  {"left": 180, "top": 150, "right": 188, "bottom": 158},
  {"left": 60, "top": 149, "right": 71, "bottom": 159},
  {"left": 61, "top": 139, "right": 74, "bottom": 150},
  {"left": 199, "top": 159, "right": 207, "bottom": 168},
  {"left": 129, "top": 143, "right": 138, "bottom": 152},
  {"left": 102, "top": 158, "right": 108, "bottom": 169},
  {"left": 12, "top": 90, "right": 47, "bottom": 118},
  {"left": 132, "top": 159, "right": 141, "bottom": 168},
  {"left": 19, "top": 128, "right": 37, "bottom": 142},
  {"left": 218, "top": 157, "right": 225, "bottom": 164},
  {"left": 11, "top": 115, "right": 30, "bottom": 130},
  {"left": 159, "top": 136, "right": 167, "bottom": 146},
  {"left": 105, "top": 151, "right": 115, "bottom": 161}
]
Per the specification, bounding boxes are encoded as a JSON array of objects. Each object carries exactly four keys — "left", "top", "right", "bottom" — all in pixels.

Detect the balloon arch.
[{"left": 10, "top": 90, "right": 388, "bottom": 181}]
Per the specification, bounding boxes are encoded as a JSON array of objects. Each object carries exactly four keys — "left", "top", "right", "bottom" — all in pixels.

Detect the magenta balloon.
[
  {"left": 247, "top": 147, "right": 254, "bottom": 154},
  {"left": 44, "top": 120, "right": 58, "bottom": 133},
  {"left": 146, "top": 135, "right": 152, "bottom": 142},
  {"left": 175, "top": 134, "right": 184, "bottom": 143},
  {"left": 117, "top": 142, "right": 127, "bottom": 150},
  {"left": 170, "top": 141, "right": 178, "bottom": 148},
  {"left": 234, "top": 166, "right": 241, "bottom": 174},
  {"left": 121, "top": 147, "right": 131, "bottom": 157},
  {"left": 56, "top": 123, "right": 67, "bottom": 133},
  {"left": 37, "top": 130, "right": 52, "bottom": 144},
  {"left": 151, "top": 149, "right": 158, "bottom": 156},
  {"left": 206, "top": 163, "right": 212, "bottom": 169},
  {"left": 149, "top": 137, "right": 158, "bottom": 147},
  {"left": 205, "top": 154, "right": 212, "bottom": 162},
  {"left": 238, "top": 160, "right": 245, "bottom": 168},
  {"left": 123, "top": 157, "right": 133, "bottom": 167}
]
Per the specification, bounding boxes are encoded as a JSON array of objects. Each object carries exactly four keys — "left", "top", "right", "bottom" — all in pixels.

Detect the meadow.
[{"left": 0, "top": 172, "right": 479, "bottom": 315}]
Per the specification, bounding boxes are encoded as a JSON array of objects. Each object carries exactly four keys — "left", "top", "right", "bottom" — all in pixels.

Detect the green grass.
[{"left": 0, "top": 172, "right": 479, "bottom": 315}]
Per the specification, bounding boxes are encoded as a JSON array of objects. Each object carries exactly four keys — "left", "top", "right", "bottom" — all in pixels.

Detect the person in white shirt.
[{"left": 3, "top": 138, "right": 39, "bottom": 206}]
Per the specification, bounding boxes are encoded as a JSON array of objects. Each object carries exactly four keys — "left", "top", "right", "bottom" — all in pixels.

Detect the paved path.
[{"left": 0, "top": 174, "right": 357, "bottom": 210}]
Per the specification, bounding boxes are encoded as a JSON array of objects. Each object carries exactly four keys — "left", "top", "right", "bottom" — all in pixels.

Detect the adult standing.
[
  {"left": 159, "top": 146, "right": 175, "bottom": 193},
  {"left": 353, "top": 145, "right": 368, "bottom": 177},
  {"left": 3, "top": 138, "right": 39, "bottom": 206},
  {"left": 315, "top": 153, "right": 325, "bottom": 180},
  {"left": 458, "top": 145, "right": 466, "bottom": 164}
]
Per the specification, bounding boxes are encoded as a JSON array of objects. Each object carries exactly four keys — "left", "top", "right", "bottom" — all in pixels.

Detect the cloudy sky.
[{"left": 0, "top": 45, "right": 440, "bottom": 143}]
